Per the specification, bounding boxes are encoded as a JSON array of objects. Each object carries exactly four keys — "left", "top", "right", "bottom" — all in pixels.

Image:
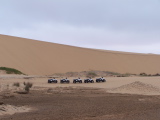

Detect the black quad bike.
[
  {"left": 48, "top": 79, "right": 58, "bottom": 83},
  {"left": 96, "top": 77, "right": 106, "bottom": 82},
  {"left": 84, "top": 78, "right": 94, "bottom": 83},
  {"left": 60, "top": 78, "right": 70, "bottom": 83},
  {"left": 73, "top": 78, "right": 82, "bottom": 83}
]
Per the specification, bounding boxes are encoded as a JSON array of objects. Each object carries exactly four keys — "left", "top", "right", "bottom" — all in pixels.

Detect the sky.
[{"left": 0, "top": 0, "right": 160, "bottom": 54}]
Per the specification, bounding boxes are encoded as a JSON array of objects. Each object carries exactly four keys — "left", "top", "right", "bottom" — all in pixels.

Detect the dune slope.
[{"left": 0, "top": 34, "right": 160, "bottom": 75}]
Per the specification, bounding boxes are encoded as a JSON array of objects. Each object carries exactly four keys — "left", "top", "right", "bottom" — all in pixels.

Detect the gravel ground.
[{"left": 1, "top": 87, "right": 160, "bottom": 120}]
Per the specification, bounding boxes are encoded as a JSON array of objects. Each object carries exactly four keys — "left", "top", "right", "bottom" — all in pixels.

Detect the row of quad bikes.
[{"left": 48, "top": 78, "right": 106, "bottom": 83}]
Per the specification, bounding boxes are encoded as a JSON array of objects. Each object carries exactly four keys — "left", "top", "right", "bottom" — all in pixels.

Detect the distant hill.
[{"left": 0, "top": 34, "right": 160, "bottom": 75}]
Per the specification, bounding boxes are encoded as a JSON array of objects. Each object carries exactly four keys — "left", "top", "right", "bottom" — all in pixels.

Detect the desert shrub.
[
  {"left": 26, "top": 82, "right": 33, "bottom": 88},
  {"left": 139, "top": 73, "right": 160, "bottom": 77},
  {"left": 106, "top": 71, "right": 121, "bottom": 76},
  {"left": 117, "top": 73, "right": 133, "bottom": 77},
  {"left": 0, "top": 101, "right": 4, "bottom": 105},
  {"left": 13, "top": 82, "right": 20, "bottom": 87},
  {"left": 153, "top": 73, "right": 160, "bottom": 76},
  {"left": 140, "top": 73, "right": 148, "bottom": 76},
  {"left": 66, "top": 72, "right": 75, "bottom": 77},
  {"left": 53, "top": 73, "right": 64, "bottom": 77},
  {"left": 23, "top": 82, "right": 26, "bottom": 86},
  {"left": 0, "top": 67, "right": 23, "bottom": 74},
  {"left": 66, "top": 72, "right": 80, "bottom": 77},
  {"left": 117, "top": 75, "right": 126, "bottom": 77},
  {"left": 24, "top": 82, "right": 33, "bottom": 92},
  {"left": 86, "top": 72, "right": 97, "bottom": 78},
  {"left": 123, "top": 73, "right": 131, "bottom": 77}
]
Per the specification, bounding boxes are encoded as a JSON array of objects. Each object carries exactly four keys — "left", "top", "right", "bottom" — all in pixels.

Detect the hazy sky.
[{"left": 0, "top": 0, "right": 160, "bottom": 54}]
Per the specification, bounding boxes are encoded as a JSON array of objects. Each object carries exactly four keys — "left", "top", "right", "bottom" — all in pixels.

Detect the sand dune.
[
  {"left": 0, "top": 34, "right": 160, "bottom": 75},
  {"left": 109, "top": 81, "right": 160, "bottom": 95}
]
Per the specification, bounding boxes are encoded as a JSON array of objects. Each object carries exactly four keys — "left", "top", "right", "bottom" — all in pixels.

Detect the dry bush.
[
  {"left": 0, "top": 101, "right": 4, "bottom": 105},
  {"left": 23, "top": 82, "right": 33, "bottom": 93},
  {"left": 13, "top": 82, "right": 20, "bottom": 87}
]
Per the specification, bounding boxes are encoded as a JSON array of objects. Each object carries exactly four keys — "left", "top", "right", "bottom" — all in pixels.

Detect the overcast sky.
[{"left": 0, "top": 0, "right": 160, "bottom": 54}]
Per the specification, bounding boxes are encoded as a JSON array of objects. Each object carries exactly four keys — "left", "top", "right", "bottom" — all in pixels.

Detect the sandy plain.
[
  {"left": 1, "top": 76, "right": 160, "bottom": 95},
  {"left": 1, "top": 76, "right": 160, "bottom": 120}
]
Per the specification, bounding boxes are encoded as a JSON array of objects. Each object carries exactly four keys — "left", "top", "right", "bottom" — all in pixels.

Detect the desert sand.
[
  {"left": 1, "top": 76, "right": 160, "bottom": 120},
  {"left": 1, "top": 76, "right": 160, "bottom": 95},
  {"left": 0, "top": 104, "right": 30, "bottom": 116},
  {"left": 1, "top": 34, "right": 160, "bottom": 75},
  {"left": 1, "top": 34, "right": 160, "bottom": 119}
]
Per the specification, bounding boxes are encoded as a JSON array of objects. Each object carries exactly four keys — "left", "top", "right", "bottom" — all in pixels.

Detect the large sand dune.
[{"left": 0, "top": 34, "right": 160, "bottom": 75}]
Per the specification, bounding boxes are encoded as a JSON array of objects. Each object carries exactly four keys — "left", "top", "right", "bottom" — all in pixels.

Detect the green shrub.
[{"left": 0, "top": 67, "right": 23, "bottom": 74}]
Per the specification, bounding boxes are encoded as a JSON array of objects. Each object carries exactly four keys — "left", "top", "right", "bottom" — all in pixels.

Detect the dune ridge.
[{"left": 0, "top": 34, "right": 160, "bottom": 75}]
